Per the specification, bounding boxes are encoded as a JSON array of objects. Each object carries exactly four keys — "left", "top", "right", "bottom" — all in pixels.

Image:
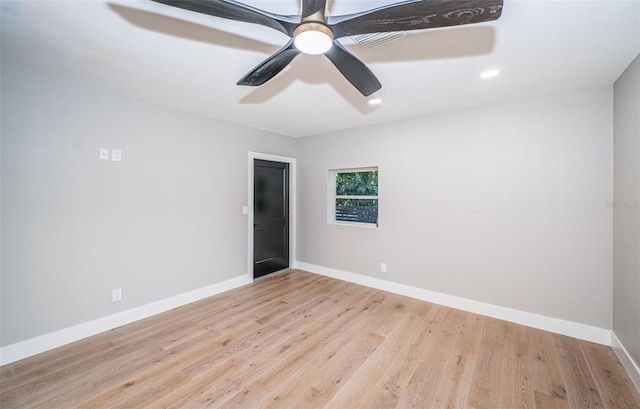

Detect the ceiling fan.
[{"left": 149, "top": 0, "right": 504, "bottom": 96}]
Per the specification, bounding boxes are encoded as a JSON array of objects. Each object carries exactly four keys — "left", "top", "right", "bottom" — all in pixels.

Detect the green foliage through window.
[
  {"left": 332, "top": 169, "right": 378, "bottom": 225},
  {"left": 336, "top": 171, "right": 378, "bottom": 196}
]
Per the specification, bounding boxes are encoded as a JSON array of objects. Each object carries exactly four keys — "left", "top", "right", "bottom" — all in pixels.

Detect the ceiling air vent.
[{"left": 351, "top": 31, "right": 407, "bottom": 50}]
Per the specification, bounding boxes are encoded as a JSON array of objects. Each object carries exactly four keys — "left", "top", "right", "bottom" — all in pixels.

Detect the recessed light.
[
  {"left": 480, "top": 69, "right": 501, "bottom": 79},
  {"left": 368, "top": 98, "right": 382, "bottom": 105}
]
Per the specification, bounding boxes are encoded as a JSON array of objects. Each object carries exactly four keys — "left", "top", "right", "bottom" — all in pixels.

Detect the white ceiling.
[{"left": 2, "top": 0, "right": 639, "bottom": 137}]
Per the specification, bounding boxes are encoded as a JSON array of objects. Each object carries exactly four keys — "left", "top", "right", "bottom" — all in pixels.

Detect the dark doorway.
[{"left": 253, "top": 159, "right": 289, "bottom": 279}]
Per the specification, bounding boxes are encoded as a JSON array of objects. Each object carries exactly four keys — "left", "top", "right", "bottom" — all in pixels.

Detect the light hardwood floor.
[{"left": 1, "top": 270, "right": 639, "bottom": 408}]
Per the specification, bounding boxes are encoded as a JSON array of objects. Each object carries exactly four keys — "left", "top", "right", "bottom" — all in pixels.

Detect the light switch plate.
[{"left": 99, "top": 148, "right": 109, "bottom": 160}]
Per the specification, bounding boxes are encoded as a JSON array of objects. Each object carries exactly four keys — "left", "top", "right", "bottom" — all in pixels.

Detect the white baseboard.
[
  {"left": 612, "top": 332, "right": 640, "bottom": 393},
  {"left": 0, "top": 264, "right": 619, "bottom": 371},
  {"left": 297, "top": 262, "right": 612, "bottom": 346},
  {"left": 0, "top": 275, "right": 251, "bottom": 366}
]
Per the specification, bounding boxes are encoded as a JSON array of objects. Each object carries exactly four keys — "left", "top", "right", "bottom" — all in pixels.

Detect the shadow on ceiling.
[
  {"left": 237, "top": 25, "right": 496, "bottom": 111},
  {"left": 361, "top": 26, "right": 496, "bottom": 63},
  {"left": 108, "top": 3, "right": 277, "bottom": 54}
]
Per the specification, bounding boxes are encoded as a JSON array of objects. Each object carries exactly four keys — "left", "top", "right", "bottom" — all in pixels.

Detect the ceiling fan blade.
[
  {"left": 301, "top": 0, "right": 327, "bottom": 19},
  {"left": 328, "top": 0, "right": 503, "bottom": 39},
  {"left": 149, "top": 0, "right": 300, "bottom": 36},
  {"left": 237, "top": 40, "right": 301, "bottom": 86},
  {"left": 324, "top": 41, "right": 381, "bottom": 96}
]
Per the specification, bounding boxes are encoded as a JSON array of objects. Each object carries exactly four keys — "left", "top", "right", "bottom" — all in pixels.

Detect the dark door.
[{"left": 253, "top": 159, "right": 289, "bottom": 279}]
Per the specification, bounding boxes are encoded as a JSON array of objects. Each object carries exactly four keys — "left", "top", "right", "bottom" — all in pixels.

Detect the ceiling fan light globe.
[{"left": 294, "top": 30, "right": 333, "bottom": 54}]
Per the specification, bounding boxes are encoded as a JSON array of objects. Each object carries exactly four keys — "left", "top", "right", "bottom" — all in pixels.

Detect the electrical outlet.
[
  {"left": 381, "top": 262, "right": 387, "bottom": 273},
  {"left": 112, "top": 288, "right": 122, "bottom": 302},
  {"left": 99, "top": 148, "right": 109, "bottom": 160},
  {"left": 111, "top": 149, "right": 122, "bottom": 162}
]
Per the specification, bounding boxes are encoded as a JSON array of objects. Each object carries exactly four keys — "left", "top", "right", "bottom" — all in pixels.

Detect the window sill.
[{"left": 328, "top": 221, "right": 378, "bottom": 229}]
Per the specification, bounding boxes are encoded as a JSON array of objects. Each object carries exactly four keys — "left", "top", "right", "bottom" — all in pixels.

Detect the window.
[{"left": 328, "top": 167, "right": 378, "bottom": 227}]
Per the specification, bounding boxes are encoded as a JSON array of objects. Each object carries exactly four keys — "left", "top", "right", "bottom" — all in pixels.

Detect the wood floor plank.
[
  {"left": 376, "top": 304, "right": 447, "bottom": 397},
  {"left": 232, "top": 331, "right": 384, "bottom": 409},
  {"left": 466, "top": 316, "right": 507, "bottom": 409},
  {"left": 535, "top": 391, "right": 571, "bottom": 409},
  {"left": 392, "top": 307, "right": 468, "bottom": 408},
  {"left": 429, "top": 311, "right": 484, "bottom": 408},
  {"left": 580, "top": 341, "right": 640, "bottom": 409},
  {"left": 553, "top": 333, "right": 606, "bottom": 408},
  {"left": 499, "top": 321, "right": 535, "bottom": 409},
  {"left": 528, "top": 326, "right": 570, "bottom": 402},
  {"left": 1, "top": 269, "right": 639, "bottom": 409},
  {"left": 1, "top": 337, "right": 165, "bottom": 408},
  {"left": 174, "top": 285, "right": 386, "bottom": 407},
  {"left": 215, "top": 289, "right": 388, "bottom": 408},
  {"left": 276, "top": 331, "right": 384, "bottom": 406},
  {"left": 324, "top": 309, "right": 427, "bottom": 408}
]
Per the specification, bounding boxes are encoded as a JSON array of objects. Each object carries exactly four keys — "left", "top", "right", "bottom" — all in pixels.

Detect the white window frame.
[{"left": 327, "top": 166, "right": 379, "bottom": 228}]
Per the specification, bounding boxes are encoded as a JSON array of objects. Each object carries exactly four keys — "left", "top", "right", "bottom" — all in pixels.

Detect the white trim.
[
  {"left": 612, "top": 332, "right": 640, "bottom": 393},
  {"left": 329, "top": 220, "right": 378, "bottom": 229},
  {"left": 0, "top": 275, "right": 251, "bottom": 366},
  {"left": 296, "top": 261, "right": 612, "bottom": 346},
  {"left": 247, "top": 152, "right": 297, "bottom": 282},
  {"left": 330, "top": 166, "right": 379, "bottom": 173}
]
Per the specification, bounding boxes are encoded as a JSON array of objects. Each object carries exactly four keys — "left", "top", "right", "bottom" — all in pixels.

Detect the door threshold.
[{"left": 253, "top": 267, "right": 291, "bottom": 281}]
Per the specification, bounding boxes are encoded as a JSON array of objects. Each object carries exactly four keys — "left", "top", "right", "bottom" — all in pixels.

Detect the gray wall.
[
  {"left": 0, "top": 66, "right": 622, "bottom": 349},
  {"left": 1, "top": 67, "right": 296, "bottom": 346},
  {"left": 297, "top": 86, "right": 614, "bottom": 329},
  {"left": 613, "top": 53, "right": 640, "bottom": 367}
]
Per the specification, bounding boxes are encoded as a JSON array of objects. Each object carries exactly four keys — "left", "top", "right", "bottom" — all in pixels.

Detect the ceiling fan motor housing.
[{"left": 293, "top": 22, "right": 334, "bottom": 54}]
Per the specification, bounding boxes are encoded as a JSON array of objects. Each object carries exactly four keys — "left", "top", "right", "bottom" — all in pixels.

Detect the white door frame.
[{"left": 247, "top": 152, "right": 297, "bottom": 281}]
